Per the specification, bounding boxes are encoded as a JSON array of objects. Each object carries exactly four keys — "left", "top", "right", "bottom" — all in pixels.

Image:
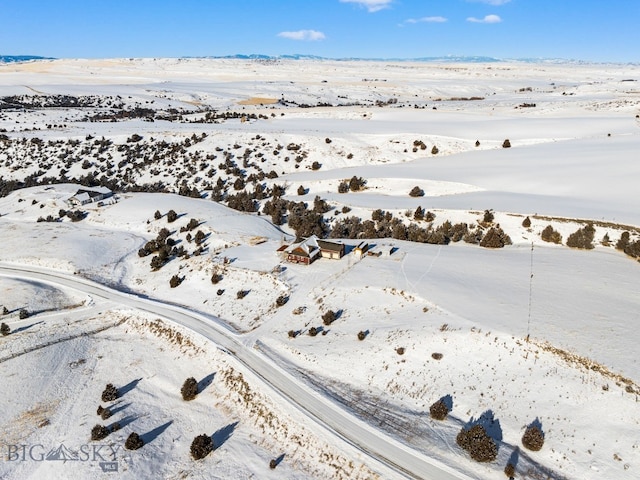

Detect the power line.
[{"left": 527, "top": 242, "right": 534, "bottom": 342}]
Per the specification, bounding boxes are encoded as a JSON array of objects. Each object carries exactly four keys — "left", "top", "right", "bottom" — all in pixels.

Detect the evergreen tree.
[
  {"left": 190, "top": 434, "right": 214, "bottom": 460},
  {"left": 181, "top": 377, "right": 199, "bottom": 401},
  {"left": 125, "top": 432, "right": 144, "bottom": 450}
]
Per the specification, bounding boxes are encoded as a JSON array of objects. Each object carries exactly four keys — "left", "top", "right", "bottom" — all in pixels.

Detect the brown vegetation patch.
[
  {"left": 534, "top": 340, "right": 639, "bottom": 394},
  {"left": 134, "top": 318, "right": 203, "bottom": 355},
  {"left": 220, "top": 367, "right": 372, "bottom": 479},
  {"left": 1, "top": 401, "right": 59, "bottom": 445},
  {"left": 532, "top": 215, "right": 640, "bottom": 235},
  {"left": 238, "top": 97, "right": 279, "bottom": 105}
]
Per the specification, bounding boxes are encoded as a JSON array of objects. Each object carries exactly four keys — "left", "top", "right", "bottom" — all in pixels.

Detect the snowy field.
[{"left": 1, "top": 58, "right": 639, "bottom": 479}]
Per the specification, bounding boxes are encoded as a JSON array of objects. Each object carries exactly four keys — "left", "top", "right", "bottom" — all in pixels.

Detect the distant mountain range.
[
  {"left": 214, "top": 54, "right": 508, "bottom": 63},
  {"left": 0, "top": 54, "right": 600, "bottom": 64},
  {"left": 185, "top": 54, "right": 590, "bottom": 64},
  {"left": 0, "top": 55, "right": 53, "bottom": 63}
]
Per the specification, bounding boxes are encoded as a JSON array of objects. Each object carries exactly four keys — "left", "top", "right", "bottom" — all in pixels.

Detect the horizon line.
[{"left": 1, "top": 54, "right": 637, "bottom": 66}]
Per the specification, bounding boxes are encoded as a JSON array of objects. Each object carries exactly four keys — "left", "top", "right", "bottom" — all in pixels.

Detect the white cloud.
[
  {"left": 467, "top": 0, "right": 511, "bottom": 5},
  {"left": 277, "top": 30, "right": 326, "bottom": 41},
  {"left": 405, "top": 16, "right": 448, "bottom": 24},
  {"left": 467, "top": 14, "right": 502, "bottom": 24},
  {"left": 339, "top": 0, "right": 393, "bottom": 13}
]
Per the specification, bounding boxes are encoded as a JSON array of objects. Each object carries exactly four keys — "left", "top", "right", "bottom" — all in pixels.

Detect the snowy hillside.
[{"left": 1, "top": 58, "right": 639, "bottom": 480}]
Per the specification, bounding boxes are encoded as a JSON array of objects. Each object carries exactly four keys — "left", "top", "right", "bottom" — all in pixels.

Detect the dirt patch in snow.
[{"left": 238, "top": 97, "right": 279, "bottom": 105}]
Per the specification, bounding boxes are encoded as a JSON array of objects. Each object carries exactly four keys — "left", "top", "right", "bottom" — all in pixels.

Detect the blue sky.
[{"left": 2, "top": 0, "right": 638, "bottom": 62}]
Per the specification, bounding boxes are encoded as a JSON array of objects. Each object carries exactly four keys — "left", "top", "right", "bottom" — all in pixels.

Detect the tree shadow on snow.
[
  {"left": 110, "top": 414, "right": 137, "bottom": 431},
  {"left": 464, "top": 409, "right": 503, "bottom": 443},
  {"left": 507, "top": 447, "right": 520, "bottom": 473},
  {"left": 140, "top": 420, "right": 173, "bottom": 445},
  {"left": 198, "top": 373, "right": 215, "bottom": 394},
  {"left": 12, "top": 321, "right": 44, "bottom": 334},
  {"left": 212, "top": 421, "right": 238, "bottom": 449},
  {"left": 438, "top": 394, "right": 454, "bottom": 413},
  {"left": 119, "top": 378, "right": 142, "bottom": 397},
  {"left": 529, "top": 417, "right": 545, "bottom": 437},
  {"left": 109, "top": 402, "right": 131, "bottom": 416}
]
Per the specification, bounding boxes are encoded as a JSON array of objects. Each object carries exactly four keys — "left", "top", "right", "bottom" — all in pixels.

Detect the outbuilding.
[{"left": 317, "top": 239, "right": 345, "bottom": 260}]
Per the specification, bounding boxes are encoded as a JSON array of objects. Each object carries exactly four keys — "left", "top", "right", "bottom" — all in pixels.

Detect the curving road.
[{"left": 0, "top": 263, "right": 470, "bottom": 480}]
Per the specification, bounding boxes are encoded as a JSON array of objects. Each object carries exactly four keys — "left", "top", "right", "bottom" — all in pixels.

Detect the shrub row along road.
[{"left": 0, "top": 263, "right": 470, "bottom": 480}]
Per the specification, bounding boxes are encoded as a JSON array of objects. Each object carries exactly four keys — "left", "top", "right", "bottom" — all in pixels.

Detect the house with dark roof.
[
  {"left": 317, "top": 239, "right": 345, "bottom": 260},
  {"left": 67, "top": 186, "right": 113, "bottom": 207}
]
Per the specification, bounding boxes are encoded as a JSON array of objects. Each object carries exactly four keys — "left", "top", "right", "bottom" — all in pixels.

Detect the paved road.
[{"left": 0, "top": 263, "right": 470, "bottom": 480}]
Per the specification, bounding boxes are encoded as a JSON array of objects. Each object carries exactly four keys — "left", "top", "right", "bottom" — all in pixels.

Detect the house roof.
[
  {"left": 317, "top": 239, "right": 344, "bottom": 252},
  {"left": 285, "top": 235, "right": 320, "bottom": 258},
  {"left": 76, "top": 186, "right": 112, "bottom": 196},
  {"left": 70, "top": 192, "right": 91, "bottom": 204}
]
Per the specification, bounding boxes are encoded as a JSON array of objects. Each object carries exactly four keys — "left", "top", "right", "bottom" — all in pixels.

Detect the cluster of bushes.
[
  {"left": 541, "top": 222, "right": 640, "bottom": 259},
  {"left": 338, "top": 176, "right": 367, "bottom": 193},
  {"left": 262, "top": 187, "right": 327, "bottom": 237},
  {"left": 412, "top": 139, "right": 427, "bottom": 152},
  {"left": 94, "top": 375, "right": 226, "bottom": 458},
  {"left": 96, "top": 405, "right": 112, "bottom": 420},
  {"left": 0, "top": 125, "right": 299, "bottom": 213},
  {"left": 178, "top": 183, "right": 201, "bottom": 198},
  {"left": 91, "top": 424, "right": 118, "bottom": 441},
  {"left": 329, "top": 209, "right": 498, "bottom": 247},
  {"left": 180, "top": 218, "right": 199, "bottom": 232},
  {"left": 409, "top": 186, "right": 424, "bottom": 197},
  {"left": 479, "top": 227, "right": 512, "bottom": 249},
  {"left": 91, "top": 381, "right": 148, "bottom": 451},
  {"left": 541, "top": 225, "right": 562, "bottom": 244},
  {"left": 284, "top": 201, "right": 327, "bottom": 238},
  {"left": 566, "top": 223, "right": 596, "bottom": 249},
  {"left": 2, "top": 93, "right": 113, "bottom": 109},
  {"left": 66, "top": 210, "right": 86, "bottom": 222},
  {"left": 322, "top": 310, "right": 337, "bottom": 326},
  {"left": 617, "top": 231, "right": 640, "bottom": 259},
  {"left": 169, "top": 275, "right": 183, "bottom": 288},
  {"left": 456, "top": 424, "right": 498, "bottom": 462},
  {"left": 91, "top": 384, "right": 121, "bottom": 442},
  {"left": 101, "top": 383, "right": 119, "bottom": 402},
  {"left": 138, "top": 228, "right": 172, "bottom": 258},
  {"left": 412, "top": 206, "right": 435, "bottom": 222},
  {"left": 138, "top": 228, "right": 180, "bottom": 270},
  {"left": 226, "top": 191, "right": 258, "bottom": 212},
  {"left": 427, "top": 392, "right": 545, "bottom": 473},
  {"left": 141, "top": 214, "right": 209, "bottom": 271}
]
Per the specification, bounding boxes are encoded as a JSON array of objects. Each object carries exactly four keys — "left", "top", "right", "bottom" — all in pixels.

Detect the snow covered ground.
[{"left": 1, "top": 58, "right": 639, "bottom": 479}]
